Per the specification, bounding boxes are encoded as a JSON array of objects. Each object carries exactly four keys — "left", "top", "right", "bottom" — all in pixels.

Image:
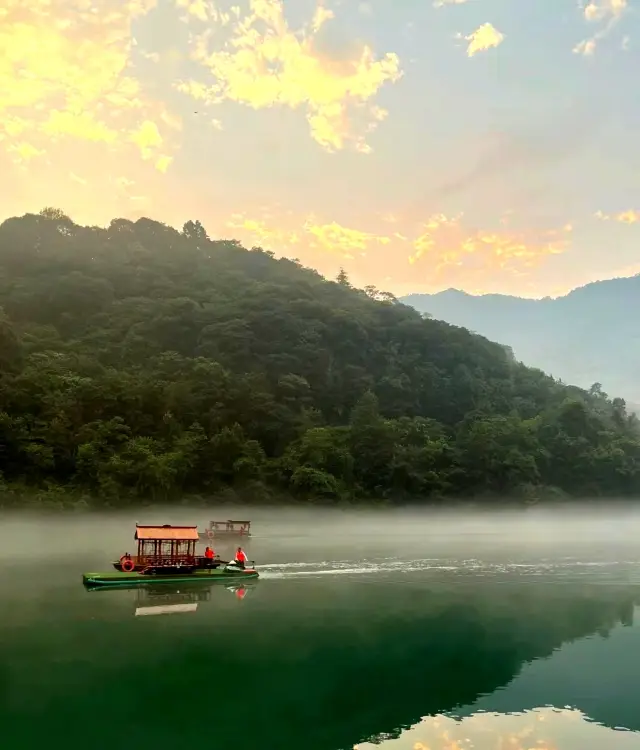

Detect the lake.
[{"left": 3, "top": 506, "right": 640, "bottom": 749}]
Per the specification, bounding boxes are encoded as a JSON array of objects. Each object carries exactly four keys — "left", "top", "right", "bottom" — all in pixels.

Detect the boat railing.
[{"left": 138, "top": 555, "right": 198, "bottom": 567}]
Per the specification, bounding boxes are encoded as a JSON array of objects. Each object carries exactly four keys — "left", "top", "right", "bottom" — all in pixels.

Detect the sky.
[{"left": 2, "top": 0, "right": 639, "bottom": 298}]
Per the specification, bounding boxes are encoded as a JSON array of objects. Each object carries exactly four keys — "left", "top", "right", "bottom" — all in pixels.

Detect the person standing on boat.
[
  {"left": 204, "top": 546, "right": 215, "bottom": 567},
  {"left": 233, "top": 547, "right": 248, "bottom": 569}
]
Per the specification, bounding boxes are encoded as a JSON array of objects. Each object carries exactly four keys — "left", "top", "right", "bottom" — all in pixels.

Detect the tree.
[
  {"left": 182, "top": 219, "right": 209, "bottom": 242},
  {"left": 336, "top": 267, "right": 351, "bottom": 287},
  {"left": 0, "top": 309, "right": 23, "bottom": 372}
]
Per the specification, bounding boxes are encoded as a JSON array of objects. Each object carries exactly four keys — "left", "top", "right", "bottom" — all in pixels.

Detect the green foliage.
[{"left": 1, "top": 209, "right": 639, "bottom": 506}]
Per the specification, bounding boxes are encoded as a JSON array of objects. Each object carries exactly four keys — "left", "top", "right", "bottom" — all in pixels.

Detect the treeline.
[{"left": 1, "top": 208, "right": 639, "bottom": 506}]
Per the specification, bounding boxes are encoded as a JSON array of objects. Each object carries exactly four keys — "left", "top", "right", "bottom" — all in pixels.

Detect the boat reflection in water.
[{"left": 85, "top": 580, "right": 257, "bottom": 616}]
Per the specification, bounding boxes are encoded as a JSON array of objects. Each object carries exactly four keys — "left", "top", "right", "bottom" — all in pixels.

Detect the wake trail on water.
[{"left": 257, "top": 557, "right": 640, "bottom": 581}]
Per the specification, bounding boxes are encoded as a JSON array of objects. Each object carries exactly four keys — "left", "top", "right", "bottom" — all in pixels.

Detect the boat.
[
  {"left": 83, "top": 524, "right": 258, "bottom": 588},
  {"left": 199, "top": 519, "right": 252, "bottom": 541}
]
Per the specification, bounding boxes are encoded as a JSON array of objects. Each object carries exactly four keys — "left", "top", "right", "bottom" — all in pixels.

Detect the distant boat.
[{"left": 199, "top": 519, "right": 252, "bottom": 541}]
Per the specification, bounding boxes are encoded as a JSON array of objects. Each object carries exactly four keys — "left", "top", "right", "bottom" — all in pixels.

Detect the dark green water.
[{"left": 3, "top": 508, "right": 640, "bottom": 750}]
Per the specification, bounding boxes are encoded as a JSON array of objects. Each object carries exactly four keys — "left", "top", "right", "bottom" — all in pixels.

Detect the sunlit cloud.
[
  {"left": 175, "top": 0, "right": 211, "bottom": 22},
  {"left": 176, "top": 0, "right": 402, "bottom": 152},
  {"left": 0, "top": 0, "right": 178, "bottom": 170},
  {"left": 226, "top": 212, "right": 391, "bottom": 260},
  {"left": 463, "top": 23, "right": 505, "bottom": 57},
  {"left": 226, "top": 214, "right": 302, "bottom": 248},
  {"left": 584, "top": 0, "right": 627, "bottom": 22},
  {"left": 305, "top": 220, "right": 391, "bottom": 258},
  {"left": 595, "top": 209, "right": 640, "bottom": 223},
  {"left": 408, "top": 213, "right": 570, "bottom": 273},
  {"left": 573, "top": 38, "right": 598, "bottom": 55},
  {"left": 573, "top": 0, "right": 628, "bottom": 55},
  {"left": 222, "top": 208, "right": 569, "bottom": 296}
]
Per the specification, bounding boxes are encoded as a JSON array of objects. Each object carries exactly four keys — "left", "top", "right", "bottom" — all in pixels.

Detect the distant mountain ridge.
[{"left": 401, "top": 275, "right": 640, "bottom": 405}]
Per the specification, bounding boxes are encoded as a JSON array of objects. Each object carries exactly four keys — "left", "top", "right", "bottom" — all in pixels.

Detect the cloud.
[
  {"left": 574, "top": 0, "right": 628, "bottom": 55},
  {"left": 595, "top": 209, "right": 640, "bottom": 223},
  {"left": 304, "top": 220, "right": 391, "bottom": 258},
  {"left": 223, "top": 207, "right": 569, "bottom": 295},
  {"left": 225, "top": 214, "right": 302, "bottom": 248},
  {"left": 175, "top": 0, "right": 211, "bottom": 22},
  {"left": 176, "top": 0, "right": 402, "bottom": 152},
  {"left": 583, "top": 0, "right": 627, "bottom": 22},
  {"left": 434, "top": 0, "right": 470, "bottom": 6},
  {"left": 573, "top": 39, "right": 598, "bottom": 55},
  {"left": 408, "top": 213, "right": 570, "bottom": 274},
  {"left": 0, "top": 0, "right": 179, "bottom": 170},
  {"left": 464, "top": 23, "right": 505, "bottom": 57},
  {"left": 226, "top": 212, "right": 391, "bottom": 259}
]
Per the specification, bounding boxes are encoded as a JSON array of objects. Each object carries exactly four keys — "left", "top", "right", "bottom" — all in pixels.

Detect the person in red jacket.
[
  {"left": 233, "top": 547, "right": 248, "bottom": 569},
  {"left": 203, "top": 546, "right": 215, "bottom": 567}
]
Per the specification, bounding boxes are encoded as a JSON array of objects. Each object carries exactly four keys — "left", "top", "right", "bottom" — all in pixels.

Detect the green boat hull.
[{"left": 83, "top": 568, "right": 259, "bottom": 588}]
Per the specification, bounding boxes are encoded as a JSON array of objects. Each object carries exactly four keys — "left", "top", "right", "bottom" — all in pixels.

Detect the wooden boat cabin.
[
  {"left": 115, "top": 524, "right": 215, "bottom": 573},
  {"left": 200, "top": 520, "right": 251, "bottom": 541}
]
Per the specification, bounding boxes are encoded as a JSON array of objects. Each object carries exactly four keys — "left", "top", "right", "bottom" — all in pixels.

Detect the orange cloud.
[
  {"left": 176, "top": 0, "right": 402, "bottom": 152},
  {"left": 226, "top": 214, "right": 302, "bottom": 248},
  {"left": 305, "top": 221, "right": 391, "bottom": 258},
  {"left": 408, "top": 213, "right": 570, "bottom": 272},
  {"left": 0, "top": 0, "right": 179, "bottom": 171},
  {"left": 226, "top": 212, "right": 391, "bottom": 260},
  {"left": 223, "top": 208, "right": 569, "bottom": 296},
  {"left": 595, "top": 209, "right": 640, "bottom": 223},
  {"left": 463, "top": 23, "right": 505, "bottom": 57}
]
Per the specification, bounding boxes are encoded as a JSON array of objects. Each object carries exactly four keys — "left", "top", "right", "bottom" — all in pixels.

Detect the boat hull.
[{"left": 83, "top": 568, "right": 259, "bottom": 588}]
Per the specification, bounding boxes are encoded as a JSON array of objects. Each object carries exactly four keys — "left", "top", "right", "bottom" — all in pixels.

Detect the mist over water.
[
  {"left": 3, "top": 503, "right": 640, "bottom": 570},
  {"left": 3, "top": 504, "right": 640, "bottom": 749}
]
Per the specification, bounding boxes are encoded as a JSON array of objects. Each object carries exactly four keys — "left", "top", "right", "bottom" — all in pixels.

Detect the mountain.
[
  {"left": 402, "top": 277, "right": 640, "bottom": 405},
  {"left": 1, "top": 208, "right": 640, "bottom": 505}
]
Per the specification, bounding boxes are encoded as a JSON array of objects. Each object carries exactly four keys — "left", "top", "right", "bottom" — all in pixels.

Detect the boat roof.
[{"left": 135, "top": 525, "right": 200, "bottom": 541}]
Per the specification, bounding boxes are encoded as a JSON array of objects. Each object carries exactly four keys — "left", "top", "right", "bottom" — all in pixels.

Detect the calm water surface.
[{"left": 3, "top": 507, "right": 640, "bottom": 750}]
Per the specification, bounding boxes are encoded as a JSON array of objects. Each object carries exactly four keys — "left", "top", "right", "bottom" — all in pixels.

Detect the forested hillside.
[{"left": 1, "top": 208, "right": 639, "bottom": 506}]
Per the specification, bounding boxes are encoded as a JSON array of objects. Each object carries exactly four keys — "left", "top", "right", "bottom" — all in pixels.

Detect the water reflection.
[
  {"left": 358, "top": 708, "right": 640, "bottom": 750},
  {"left": 86, "top": 580, "right": 257, "bottom": 615}
]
